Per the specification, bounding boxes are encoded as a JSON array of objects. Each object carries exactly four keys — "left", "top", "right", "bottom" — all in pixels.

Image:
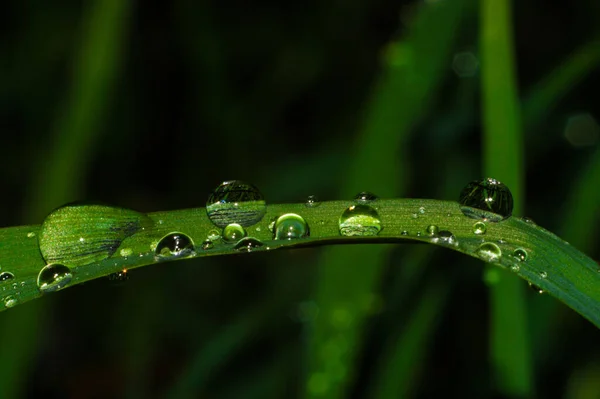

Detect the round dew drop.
[
  {"left": 0, "top": 272, "right": 14, "bottom": 282},
  {"left": 223, "top": 223, "right": 247, "bottom": 242},
  {"left": 274, "top": 213, "right": 309, "bottom": 240},
  {"left": 305, "top": 195, "right": 320, "bottom": 208},
  {"left": 436, "top": 230, "right": 456, "bottom": 245},
  {"left": 473, "top": 222, "right": 487, "bottom": 235},
  {"left": 339, "top": 205, "right": 382, "bottom": 237},
  {"left": 155, "top": 232, "right": 195, "bottom": 259},
  {"left": 426, "top": 225, "right": 439, "bottom": 236},
  {"left": 458, "top": 177, "right": 513, "bottom": 222},
  {"left": 206, "top": 180, "right": 267, "bottom": 228},
  {"left": 37, "top": 264, "right": 73, "bottom": 293},
  {"left": 234, "top": 237, "right": 265, "bottom": 252},
  {"left": 353, "top": 191, "right": 378, "bottom": 203},
  {"left": 3, "top": 296, "right": 17, "bottom": 308},
  {"left": 476, "top": 242, "right": 502, "bottom": 263},
  {"left": 513, "top": 248, "right": 528, "bottom": 261}
]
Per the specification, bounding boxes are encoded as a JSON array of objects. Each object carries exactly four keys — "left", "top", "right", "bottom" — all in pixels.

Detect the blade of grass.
[
  {"left": 481, "top": 0, "right": 533, "bottom": 396},
  {"left": 0, "top": 1, "right": 131, "bottom": 398}
]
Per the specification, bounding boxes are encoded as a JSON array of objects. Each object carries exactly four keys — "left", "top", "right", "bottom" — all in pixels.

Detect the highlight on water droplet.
[
  {"left": 0, "top": 272, "right": 14, "bottom": 282},
  {"left": 513, "top": 248, "right": 528, "bottom": 262},
  {"left": 223, "top": 223, "right": 247, "bottom": 242},
  {"left": 274, "top": 213, "right": 310, "bottom": 240},
  {"left": 339, "top": 205, "right": 382, "bottom": 237},
  {"left": 473, "top": 221, "right": 487, "bottom": 235},
  {"left": 354, "top": 191, "right": 378, "bottom": 203},
  {"left": 528, "top": 282, "right": 544, "bottom": 294},
  {"left": 459, "top": 177, "right": 513, "bottom": 222},
  {"left": 155, "top": 232, "right": 195, "bottom": 259},
  {"left": 38, "top": 203, "right": 153, "bottom": 267},
  {"left": 37, "top": 264, "right": 73, "bottom": 293},
  {"left": 476, "top": 242, "right": 502, "bottom": 263},
  {"left": 206, "top": 180, "right": 266, "bottom": 228},
  {"left": 234, "top": 237, "right": 265, "bottom": 252},
  {"left": 305, "top": 195, "right": 320, "bottom": 208}
]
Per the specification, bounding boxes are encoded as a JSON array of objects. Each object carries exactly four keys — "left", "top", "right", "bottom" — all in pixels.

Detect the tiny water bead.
[
  {"left": 234, "top": 237, "right": 265, "bottom": 252},
  {"left": 223, "top": 223, "right": 247, "bottom": 242},
  {"left": 0, "top": 272, "right": 14, "bottom": 282},
  {"left": 513, "top": 248, "right": 528, "bottom": 261},
  {"left": 155, "top": 233, "right": 195, "bottom": 259},
  {"left": 274, "top": 213, "right": 310, "bottom": 240},
  {"left": 3, "top": 296, "right": 17, "bottom": 308},
  {"left": 476, "top": 242, "right": 502, "bottom": 263},
  {"left": 38, "top": 204, "right": 153, "bottom": 267},
  {"left": 528, "top": 282, "right": 544, "bottom": 294},
  {"left": 473, "top": 222, "right": 487, "bottom": 235},
  {"left": 207, "top": 229, "right": 221, "bottom": 242},
  {"left": 426, "top": 225, "right": 439, "bottom": 236},
  {"left": 202, "top": 239, "right": 214, "bottom": 250},
  {"left": 206, "top": 180, "right": 267, "bottom": 228},
  {"left": 459, "top": 178, "right": 514, "bottom": 222},
  {"left": 339, "top": 205, "right": 382, "bottom": 237},
  {"left": 540, "top": 271, "right": 548, "bottom": 279},
  {"left": 305, "top": 195, "right": 320, "bottom": 208},
  {"left": 37, "top": 264, "right": 73, "bottom": 293},
  {"left": 354, "top": 191, "right": 378, "bottom": 203}
]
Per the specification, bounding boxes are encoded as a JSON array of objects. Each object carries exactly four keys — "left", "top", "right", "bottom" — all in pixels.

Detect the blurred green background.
[{"left": 2, "top": 0, "right": 600, "bottom": 398}]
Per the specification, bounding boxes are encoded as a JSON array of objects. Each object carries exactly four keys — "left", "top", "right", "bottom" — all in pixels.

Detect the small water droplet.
[
  {"left": 435, "top": 230, "right": 456, "bottom": 245},
  {"left": 305, "top": 195, "right": 320, "bottom": 208},
  {"left": 234, "top": 237, "right": 265, "bottom": 252},
  {"left": 476, "top": 242, "right": 502, "bottom": 263},
  {"left": 27, "top": 232, "right": 35, "bottom": 238},
  {"left": 513, "top": 248, "right": 528, "bottom": 261},
  {"left": 37, "top": 264, "right": 73, "bottom": 293},
  {"left": 0, "top": 272, "right": 14, "bottom": 282},
  {"left": 206, "top": 180, "right": 266, "bottom": 228},
  {"left": 416, "top": 231, "right": 422, "bottom": 237},
  {"left": 528, "top": 282, "right": 544, "bottom": 294},
  {"left": 155, "top": 233, "right": 195, "bottom": 259},
  {"left": 223, "top": 223, "right": 246, "bottom": 242},
  {"left": 426, "top": 225, "right": 439, "bottom": 236},
  {"left": 354, "top": 191, "right": 378, "bottom": 203},
  {"left": 274, "top": 213, "right": 309, "bottom": 240},
  {"left": 401, "top": 230, "right": 408, "bottom": 236},
  {"left": 202, "top": 239, "right": 214, "bottom": 250},
  {"left": 540, "top": 271, "right": 548, "bottom": 279},
  {"left": 119, "top": 248, "right": 133, "bottom": 257},
  {"left": 473, "top": 222, "right": 487, "bottom": 235},
  {"left": 522, "top": 216, "right": 536, "bottom": 224},
  {"left": 411, "top": 213, "right": 418, "bottom": 219},
  {"left": 3, "top": 296, "right": 17, "bottom": 308},
  {"left": 459, "top": 177, "right": 513, "bottom": 222},
  {"left": 418, "top": 206, "right": 426, "bottom": 214},
  {"left": 339, "top": 205, "right": 382, "bottom": 236},
  {"left": 207, "top": 229, "right": 221, "bottom": 241},
  {"left": 510, "top": 264, "right": 520, "bottom": 272}
]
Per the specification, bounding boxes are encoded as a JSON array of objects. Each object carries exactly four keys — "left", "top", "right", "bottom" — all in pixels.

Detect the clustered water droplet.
[
  {"left": 0, "top": 272, "right": 14, "bottom": 282},
  {"left": 476, "top": 242, "right": 502, "bottom": 263},
  {"left": 155, "top": 233, "right": 195, "bottom": 259},
  {"left": 459, "top": 177, "right": 513, "bottom": 222},
  {"left": 339, "top": 205, "right": 382, "bottom": 236},
  {"left": 274, "top": 213, "right": 309, "bottom": 240},
  {"left": 354, "top": 191, "right": 378, "bottom": 203},
  {"left": 206, "top": 180, "right": 267, "bottom": 228},
  {"left": 223, "top": 223, "right": 246, "bottom": 242},
  {"left": 37, "top": 264, "right": 73, "bottom": 293}
]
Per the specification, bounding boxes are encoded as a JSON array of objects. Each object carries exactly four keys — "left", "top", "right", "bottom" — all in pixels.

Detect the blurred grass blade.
[
  {"left": 480, "top": 0, "right": 533, "bottom": 396},
  {"left": 303, "top": 1, "right": 465, "bottom": 398},
  {"left": 0, "top": 1, "right": 131, "bottom": 398}
]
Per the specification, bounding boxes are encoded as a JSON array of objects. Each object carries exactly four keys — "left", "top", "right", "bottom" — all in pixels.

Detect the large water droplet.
[
  {"left": 476, "top": 242, "right": 502, "bottom": 263},
  {"left": 38, "top": 203, "right": 153, "bottom": 267},
  {"left": 274, "top": 213, "right": 310, "bottom": 240},
  {"left": 0, "top": 272, "right": 14, "bottom": 282},
  {"left": 223, "top": 223, "right": 246, "bottom": 242},
  {"left": 473, "top": 222, "right": 487, "bottom": 235},
  {"left": 305, "top": 195, "right": 320, "bottom": 208},
  {"left": 206, "top": 180, "right": 266, "bottom": 228},
  {"left": 459, "top": 178, "right": 513, "bottom": 222},
  {"left": 339, "top": 205, "right": 382, "bottom": 236},
  {"left": 354, "top": 191, "right": 378, "bottom": 203},
  {"left": 37, "top": 264, "right": 73, "bottom": 293},
  {"left": 234, "top": 237, "right": 265, "bottom": 252},
  {"left": 155, "top": 232, "right": 195, "bottom": 259}
]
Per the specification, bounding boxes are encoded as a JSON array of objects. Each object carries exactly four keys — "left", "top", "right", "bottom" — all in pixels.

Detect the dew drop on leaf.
[
  {"left": 353, "top": 191, "right": 378, "bottom": 203},
  {"left": 155, "top": 232, "right": 195, "bottom": 259},
  {"left": 426, "top": 225, "right": 439, "bottom": 236},
  {"left": 459, "top": 177, "right": 513, "bottom": 222},
  {"left": 513, "top": 248, "right": 528, "bottom": 261},
  {"left": 202, "top": 239, "right": 214, "bottom": 250},
  {"left": 37, "top": 264, "right": 73, "bottom": 293},
  {"left": 473, "top": 221, "right": 487, "bottom": 235},
  {"left": 274, "top": 213, "right": 309, "bottom": 240},
  {"left": 305, "top": 195, "right": 320, "bottom": 208},
  {"left": 3, "top": 296, "right": 17, "bottom": 308},
  {"left": 476, "top": 242, "right": 502, "bottom": 263},
  {"left": 339, "top": 205, "right": 381, "bottom": 237},
  {"left": 234, "top": 237, "right": 265, "bottom": 252},
  {"left": 223, "top": 223, "right": 246, "bottom": 242},
  {"left": 206, "top": 180, "right": 266, "bottom": 228},
  {"left": 0, "top": 272, "right": 14, "bottom": 282},
  {"left": 528, "top": 282, "right": 544, "bottom": 294}
]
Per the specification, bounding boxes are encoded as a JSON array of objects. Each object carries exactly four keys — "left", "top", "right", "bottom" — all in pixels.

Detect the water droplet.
[
  {"left": 354, "top": 191, "right": 378, "bottom": 203},
  {"left": 0, "top": 272, "right": 14, "bottom": 282},
  {"left": 234, "top": 237, "right": 265, "bottom": 252},
  {"left": 3, "top": 296, "right": 17, "bottom": 308},
  {"left": 473, "top": 222, "right": 487, "bottom": 235},
  {"left": 37, "top": 264, "right": 73, "bottom": 293},
  {"left": 540, "top": 271, "right": 548, "bottom": 279},
  {"left": 119, "top": 248, "right": 133, "bottom": 257},
  {"left": 476, "top": 242, "right": 502, "bottom": 263},
  {"left": 202, "top": 240, "right": 214, "bottom": 250},
  {"left": 513, "top": 248, "right": 528, "bottom": 261},
  {"left": 206, "top": 180, "right": 266, "bottom": 228},
  {"left": 426, "top": 225, "right": 439, "bottom": 236},
  {"left": 528, "top": 282, "right": 544, "bottom": 294},
  {"left": 38, "top": 204, "right": 153, "bottom": 267},
  {"left": 459, "top": 178, "right": 513, "bottom": 222},
  {"left": 223, "top": 223, "right": 246, "bottom": 242},
  {"left": 207, "top": 229, "right": 221, "bottom": 241},
  {"left": 27, "top": 232, "right": 35, "bottom": 238},
  {"left": 305, "top": 195, "right": 320, "bottom": 208},
  {"left": 436, "top": 230, "right": 456, "bottom": 245},
  {"left": 522, "top": 216, "right": 536, "bottom": 224},
  {"left": 274, "top": 213, "right": 310, "bottom": 240},
  {"left": 418, "top": 206, "right": 426, "bottom": 214},
  {"left": 339, "top": 205, "right": 381, "bottom": 236},
  {"left": 510, "top": 264, "right": 520, "bottom": 272},
  {"left": 108, "top": 269, "right": 129, "bottom": 282},
  {"left": 155, "top": 233, "right": 195, "bottom": 259},
  {"left": 401, "top": 230, "right": 408, "bottom": 236}
]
